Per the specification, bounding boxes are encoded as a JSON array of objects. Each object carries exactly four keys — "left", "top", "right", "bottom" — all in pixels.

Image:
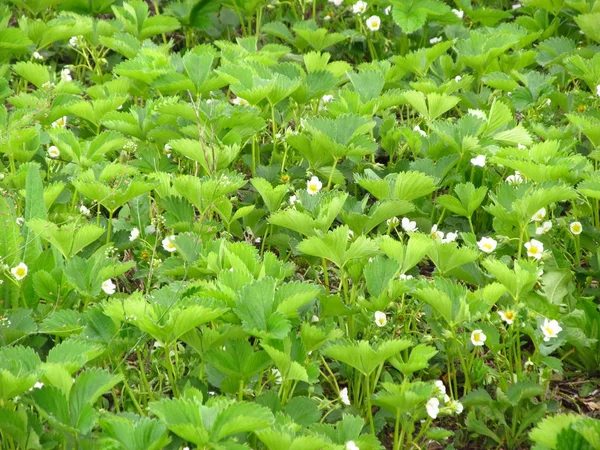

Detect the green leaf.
[
  {"left": 323, "top": 339, "right": 412, "bottom": 376},
  {"left": 251, "top": 178, "right": 288, "bottom": 214},
  {"left": 393, "top": 171, "right": 438, "bottom": 201},
  {"left": 530, "top": 414, "right": 581, "bottom": 449},
  {"left": 575, "top": 13, "right": 600, "bottom": 44},
  {"left": 23, "top": 164, "right": 47, "bottom": 264},
  {"left": 234, "top": 278, "right": 291, "bottom": 340},
  {"left": 12, "top": 62, "right": 49, "bottom": 88},
  {"left": 27, "top": 219, "right": 105, "bottom": 260},
  {"left": 69, "top": 368, "right": 123, "bottom": 433}
]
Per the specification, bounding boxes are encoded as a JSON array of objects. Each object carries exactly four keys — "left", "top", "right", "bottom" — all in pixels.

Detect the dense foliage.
[{"left": 0, "top": 0, "right": 599, "bottom": 449}]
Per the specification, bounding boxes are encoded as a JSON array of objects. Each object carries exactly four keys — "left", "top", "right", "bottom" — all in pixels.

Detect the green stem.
[
  {"left": 327, "top": 158, "right": 338, "bottom": 190},
  {"left": 364, "top": 375, "right": 375, "bottom": 435},
  {"left": 165, "top": 346, "right": 179, "bottom": 397},
  {"left": 322, "top": 258, "right": 330, "bottom": 293},
  {"left": 106, "top": 209, "right": 114, "bottom": 244},
  {"left": 136, "top": 347, "right": 155, "bottom": 402},
  {"left": 393, "top": 411, "right": 402, "bottom": 450}
]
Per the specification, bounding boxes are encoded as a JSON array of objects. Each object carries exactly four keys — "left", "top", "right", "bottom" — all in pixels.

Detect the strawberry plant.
[{"left": 0, "top": 1, "right": 599, "bottom": 449}]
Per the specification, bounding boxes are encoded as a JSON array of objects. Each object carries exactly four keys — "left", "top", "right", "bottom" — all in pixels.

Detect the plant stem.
[{"left": 364, "top": 375, "right": 375, "bottom": 435}]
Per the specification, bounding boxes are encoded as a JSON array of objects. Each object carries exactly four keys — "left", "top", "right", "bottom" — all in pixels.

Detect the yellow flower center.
[
  {"left": 308, "top": 184, "right": 318, "bottom": 192},
  {"left": 15, "top": 268, "right": 25, "bottom": 277},
  {"left": 166, "top": 242, "right": 175, "bottom": 249},
  {"left": 483, "top": 243, "right": 492, "bottom": 250},
  {"left": 505, "top": 311, "right": 515, "bottom": 321},
  {"left": 473, "top": 333, "right": 482, "bottom": 342},
  {"left": 544, "top": 327, "right": 554, "bottom": 336},
  {"left": 572, "top": 224, "right": 581, "bottom": 232},
  {"left": 529, "top": 246, "right": 539, "bottom": 254}
]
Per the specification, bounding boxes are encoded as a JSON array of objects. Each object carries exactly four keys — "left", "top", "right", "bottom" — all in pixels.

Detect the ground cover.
[{"left": 0, "top": 0, "right": 600, "bottom": 449}]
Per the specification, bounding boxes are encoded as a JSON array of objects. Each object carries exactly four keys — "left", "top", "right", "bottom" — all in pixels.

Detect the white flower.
[
  {"left": 384, "top": 5, "right": 392, "bottom": 15},
  {"left": 452, "top": 8, "right": 464, "bottom": 19},
  {"left": 347, "top": 230, "right": 354, "bottom": 240},
  {"left": 442, "top": 231, "right": 458, "bottom": 243},
  {"left": 541, "top": 318, "right": 562, "bottom": 342},
  {"left": 322, "top": 94, "right": 334, "bottom": 104},
  {"left": 145, "top": 224, "right": 156, "bottom": 235},
  {"left": 162, "top": 235, "right": 177, "bottom": 252},
  {"left": 374, "top": 311, "right": 387, "bottom": 327},
  {"left": 470, "top": 154, "right": 486, "bottom": 167},
  {"left": 61, "top": 68, "right": 72, "bottom": 82},
  {"left": 401, "top": 217, "right": 418, "bottom": 232},
  {"left": 545, "top": 98, "right": 551, "bottom": 106},
  {"left": 101, "top": 279, "right": 116, "bottom": 295},
  {"left": 289, "top": 194, "right": 300, "bottom": 206},
  {"left": 447, "top": 400, "right": 464, "bottom": 415},
  {"left": 505, "top": 171, "right": 523, "bottom": 185},
  {"left": 498, "top": 310, "right": 516, "bottom": 325},
  {"left": 33, "top": 382, "right": 44, "bottom": 389},
  {"left": 454, "top": 75, "right": 462, "bottom": 82},
  {"left": 183, "top": 447, "right": 190, "bottom": 450},
  {"left": 231, "top": 96, "right": 249, "bottom": 106},
  {"left": 596, "top": 85, "right": 600, "bottom": 97},
  {"left": 531, "top": 207, "right": 546, "bottom": 222},
  {"left": 79, "top": 205, "right": 91, "bottom": 216},
  {"left": 352, "top": 1, "right": 367, "bottom": 14},
  {"left": 329, "top": 0, "right": 344, "bottom": 4},
  {"left": 512, "top": 3, "right": 522, "bottom": 9},
  {"left": 365, "top": 15, "right": 381, "bottom": 31},
  {"left": 33, "top": 51, "right": 43, "bottom": 60},
  {"left": 434, "top": 380, "right": 446, "bottom": 396},
  {"left": 47, "top": 145, "right": 60, "bottom": 158},
  {"left": 11, "top": 262, "right": 28, "bottom": 280},
  {"left": 272, "top": 369, "right": 282, "bottom": 384},
  {"left": 306, "top": 176, "right": 322, "bottom": 195},
  {"left": 345, "top": 441, "right": 360, "bottom": 450},
  {"left": 52, "top": 116, "right": 67, "bottom": 128},
  {"left": 426, "top": 397, "right": 440, "bottom": 419},
  {"left": 340, "top": 387, "right": 351, "bottom": 405},
  {"left": 477, "top": 236, "right": 497, "bottom": 253},
  {"left": 524, "top": 239, "right": 544, "bottom": 260},
  {"left": 399, "top": 274, "right": 413, "bottom": 280},
  {"left": 69, "top": 36, "right": 79, "bottom": 47},
  {"left": 16, "top": 217, "right": 25, "bottom": 226},
  {"left": 569, "top": 221, "right": 583, "bottom": 235},
  {"left": 429, "top": 36, "right": 443, "bottom": 44},
  {"left": 387, "top": 217, "right": 399, "bottom": 227},
  {"left": 129, "top": 227, "right": 140, "bottom": 242},
  {"left": 413, "top": 125, "right": 427, "bottom": 137},
  {"left": 470, "top": 329, "right": 487, "bottom": 346},
  {"left": 430, "top": 224, "right": 444, "bottom": 241},
  {"left": 311, "top": 315, "right": 319, "bottom": 322},
  {"left": 535, "top": 221, "right": 552, "bottom": 235},
  {"left": 517, "top": 143, "right": 527, "bottom": 150},
  {"left": 468, "top": 109, "right": 487, "bottom": 120}
]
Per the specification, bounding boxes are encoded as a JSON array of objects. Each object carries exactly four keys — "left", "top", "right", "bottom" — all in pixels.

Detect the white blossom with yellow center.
[
  {"left": 498, "top": 310, "right": 516, "bottom": 325},
  {"left": 374, "top": 311, "right": 387, "bottom": 327},
  {"left": 541, "top": 318, "right": 562, "bottom": 341},
  {"left": 47, "top": 146, "right": 60, "bottom": 159},
  {"left": 306, "top": 176, "right": 322, "bottom": 195},
  {"left": 11, "top": 262, "right": 28, "bottom": 280},
  {"left": 365, "top": 15, "right": 381, "bottom": 31},
  {"left": 531, "top": 207, "right": 546, "bottom": 222},
  {"left": 162, "top": 235, "right": 177, "bottom": 252},
  {"left": 477, "top": 236, "right": 497, "bottom": 253},
  {"left": 352, "top": 1, "right": 367, "bottom": 14},
  {"left": 524, "top": 239, "right": 544, "bottom": 260},
  {"left": 470, "top": 329, "right": 487, "bottom": 346},
  {"left": 569, "top": 221, "right": 582, "bottom": 235}
]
